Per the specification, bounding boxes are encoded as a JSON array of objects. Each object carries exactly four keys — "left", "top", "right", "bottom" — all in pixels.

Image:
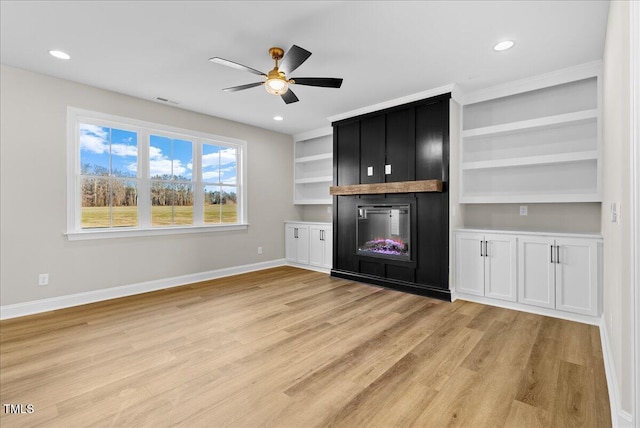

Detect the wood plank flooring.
[{"left": 0, "top": 266, "right": 611, "bottom": 427}]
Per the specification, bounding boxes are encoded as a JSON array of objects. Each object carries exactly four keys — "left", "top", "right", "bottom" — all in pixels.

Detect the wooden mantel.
[{"left": 330, "top": 179, "right": 443, "bottom": 196}]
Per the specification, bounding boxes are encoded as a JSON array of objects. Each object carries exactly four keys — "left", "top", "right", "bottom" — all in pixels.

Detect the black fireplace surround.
[{"left": 331, "top": 93, "right": 451, "bottom": 301}]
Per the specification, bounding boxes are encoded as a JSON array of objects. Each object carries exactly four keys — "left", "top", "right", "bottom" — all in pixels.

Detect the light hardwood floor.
[{"left": 0, "top": 266, "right": 610, "bottom": 427}]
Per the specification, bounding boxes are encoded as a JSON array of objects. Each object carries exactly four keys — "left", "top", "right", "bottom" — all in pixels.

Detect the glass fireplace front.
[{"left": 357, "top": 204, "right": 410, "bottom": 260}]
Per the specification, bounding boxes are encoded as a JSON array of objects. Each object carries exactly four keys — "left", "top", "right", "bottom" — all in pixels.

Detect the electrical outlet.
[
  {"left": 519, "top": 206, "right": 528, "bottom": 216},
  {"left": 258, "top": 246, "right": 263, "bottom": 255},
  {"left": 38, "top": 273, "right": 49, "bottom": 286},
  {"left": 610, "top": 202, "right": 619, "bottom": 223},
  {"left": 327, "top": 206, "right": 332, "bottom": 214}
]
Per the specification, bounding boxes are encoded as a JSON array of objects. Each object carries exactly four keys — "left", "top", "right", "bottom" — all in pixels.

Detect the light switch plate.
[
  {"left": 367, "top": 166, "right": 373, "bottom": 176},
  {"left": 385, "top": 164, "right": 391, "bottom": 174},
  {"left": 519, "top": 206, "right": 528, "bottom": 216}
]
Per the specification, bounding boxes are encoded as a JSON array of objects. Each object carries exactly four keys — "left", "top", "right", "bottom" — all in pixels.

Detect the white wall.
[
  {"left": 0, "top": 65, "right": 300, "bottom": 307},
  {"left": 601, "top": 0, "right": 634, "bottom": 423}
]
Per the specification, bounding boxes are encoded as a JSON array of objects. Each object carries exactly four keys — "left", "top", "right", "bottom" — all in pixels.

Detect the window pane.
[
  {"left": 112, "top": 180, "right": 137, "bottom": 227},
  {"left": 220, "top": 147, "right": 237, "bottom": 185},
  {"left": 202, "top": 144, "right": 220, "bottom": 183},
  {"left": 81, "top": 177, "right": 111, "bottom": 228},
  {"left": 150, "top": 135, "right": 172, "bottom": 179},
  {"left": 80, "top": 124, "right": 110, "bottom": 176},
  {"left": 174, "top": 183, "right": 193, "bottom": 225},
  {"left": 204, "top": 185, "right": 221, "bottom": 224},
  {"left": 110, "top": 128, "right": 138, "bottom": 178},
  {"left": 221, "top": 186, "right": 238, "bottom": 223},
  {"left": 173, "top": 139, "right": 193, "bottom": 181},
  {"left": 151, "top": 181, "right": 174, "bottom": 226}
]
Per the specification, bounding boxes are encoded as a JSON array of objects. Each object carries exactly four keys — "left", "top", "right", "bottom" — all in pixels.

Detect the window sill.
[{"left": 65, "top": 223, "right": 249, "bottom": 241}]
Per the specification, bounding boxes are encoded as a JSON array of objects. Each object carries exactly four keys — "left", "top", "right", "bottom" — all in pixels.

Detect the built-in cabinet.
[
  {"left": 285, "top": 223, "right": 309, "bottom": 265},
  {"left": 309, "top": 224, "right": 332, "bottom": 270},
  {"left": 455, "top": 232, "right": 517, "bottom": 302},
  {"left": 460, "top": 63, "right": 601, "bottom": 203},
  {"left": 293, "top": 129, "right": 333, "bottom": 205},
  {"left": 285, "top": 222, "right": 332, "bottom": 272},
  {"left": 455, "top": 229, "right": 602, "bottom": 318},
  {"left": 519, "top": 235, "right": 600, "bottom": 316}
]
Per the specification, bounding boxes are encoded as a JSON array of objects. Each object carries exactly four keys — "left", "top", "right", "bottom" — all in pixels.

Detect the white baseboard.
[
  {"left": 285, "top": 261, "right": 330, "bottom": 275},
  {"left": 453, "top": 292, "right": 601, "bottom": 325},
  {"left": 599, "top": 317, "right": 635, "bottom": 427},
  {"left": 0, "top": 259, "right": 286, "bottom": 320}
]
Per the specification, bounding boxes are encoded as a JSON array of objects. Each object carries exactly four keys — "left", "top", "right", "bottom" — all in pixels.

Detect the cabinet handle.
[
  {"left": 484, "top": 241, "right": 488, "bottom": 258},
  {"left": 550, "top": 245, "right": 554, "bottom": 264},
  {"left": 556, "top": 245, "right": 560, "bottom": 264},
  {"left": 294, "top": 228, "right": 298, "bottom": 239},
  {"left": 480, "top": 240, "right": 484, "bottom": 257},
  {"left": 320, "top": 230, "right": 324, "bottom": 241}
]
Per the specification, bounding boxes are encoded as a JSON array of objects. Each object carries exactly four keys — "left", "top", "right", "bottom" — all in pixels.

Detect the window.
[{"left": 67, "top": 108, "right": 247, "bottom": 239}]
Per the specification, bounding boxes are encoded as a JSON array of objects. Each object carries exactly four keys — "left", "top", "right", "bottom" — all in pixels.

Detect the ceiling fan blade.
[
  {"left": 281, "top": 89, "right": 299, "bottom": 104},
  {"left": 222, "top": 82, "right": 264, "bottom": 92},
  {"left": 291, "top": 77, "right": 343, "bottom": 88},
  {"left": 209, "top": 57, "right": 265, "bottom": 76},
  {"left": 279, "top": 45, "right": 312, "bottom": 76}
]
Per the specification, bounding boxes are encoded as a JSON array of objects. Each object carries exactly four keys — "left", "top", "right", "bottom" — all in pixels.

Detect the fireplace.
[{"left": 357, "top": 204, "right": 410, "bottom": 261}]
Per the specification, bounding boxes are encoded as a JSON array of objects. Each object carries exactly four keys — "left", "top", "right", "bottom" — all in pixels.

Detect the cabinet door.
[
  {"left": 455, "top": 233, "right": 485, "bottom": 296},
  {"left": 285, "top": 224, "right": 299, "bottom": 262},
  {"left": 309, "top": 226, "right": 324, "bottom": 267},
  {"left": 518, "top": 236, "right": 555, "bottom": 309},
  {"left": 555, "top": 238, "right": 599, "bottom": 315},
  {"left": 484, "top": 234, "right": 517, "bottom": 302},
  {"left": 322, "top": 227, "right": 333, "bottom": 269},
  {"left": 359, "top": 115, "right": 385, "bottom": 184},
  {"left": 335, "top": 121, "right": 359, "bottom": 186},
  {"left": 296, "top": 225, "right": 310, "bottom": 265}
]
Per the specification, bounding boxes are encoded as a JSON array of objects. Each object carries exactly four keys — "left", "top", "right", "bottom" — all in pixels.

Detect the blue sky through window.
[
  {"left": 80, "top": 124, "right": 137, "bottom": 177},
  {"left": 150, "top": 135, "right": 193, "bottom": 180},
  {"left": 203, "top": 143, "right": 237, "bottom": 184}
]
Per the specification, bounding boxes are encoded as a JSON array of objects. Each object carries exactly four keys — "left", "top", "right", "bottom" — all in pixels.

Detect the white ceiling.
[{"left": 0, "top": 1, "right": 609, "bottom": 136}]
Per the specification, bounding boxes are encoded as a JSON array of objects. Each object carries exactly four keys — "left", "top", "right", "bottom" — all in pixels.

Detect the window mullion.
[
  {"left": 193, "top": 140, "right": 203, "bottom": 225},
  {"left": 138, "top": 130, "right": 151, "bottom": 228}
]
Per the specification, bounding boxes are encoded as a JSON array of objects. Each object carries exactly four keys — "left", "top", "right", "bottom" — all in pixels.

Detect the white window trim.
[{"left": 66, "top": 107, "right": 248, "bottom": 240}]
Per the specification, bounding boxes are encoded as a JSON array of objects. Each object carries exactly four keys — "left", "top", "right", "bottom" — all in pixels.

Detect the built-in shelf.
[
  {"left": 330, "top": 179, "right": 442, "bottom": 196},
  {"left": 460, "top": 65, "right": 601, "bottom": 204},
  {"left": 461, "top": 109, "right": 597, "bottom": 139},
  {"left": 295, "top": 176, "right": 333, "bottom": 184},
  {"left": 293, "top": 128, "right": 333, "bottom": 205},
  {"left": 295, "top": 153, "right": 333, "bottom": 164},
  {"left": 461, "top": 151, "right": 598, "bottom": 171}
]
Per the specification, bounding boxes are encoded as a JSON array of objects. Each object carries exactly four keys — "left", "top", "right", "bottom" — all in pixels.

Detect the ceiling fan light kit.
[{"left": 209, "top": 45, "right": 343, "bottom": 104}]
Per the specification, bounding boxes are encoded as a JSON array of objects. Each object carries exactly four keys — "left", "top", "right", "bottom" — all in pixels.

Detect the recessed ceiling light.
[
  {"left": 493, "top": 40, "right": 515, "bottom": 52},
  {"left": 49, "top": 50, "right": 71, "bottom": 60},
  {"left": 274, "top": 116, "right": 284, "bottom": 121}
]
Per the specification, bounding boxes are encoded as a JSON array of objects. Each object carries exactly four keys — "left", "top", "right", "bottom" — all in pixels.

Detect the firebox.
[{"left": 356, "top": 204, "right": 411, "bottom": 261}]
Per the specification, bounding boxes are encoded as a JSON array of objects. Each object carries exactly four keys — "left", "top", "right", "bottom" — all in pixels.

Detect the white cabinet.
[
  {"left": 309, "top": 225, "right": 332, "bottom": 270},
  {"left": 285, "top": 223, "right": 309, "bottom": 265},
  {"left": 460, "top": 63, "right": 601, "bottom": 203},
  {"left": 285, "top": 222, "right": 332, "bottom": 272},
  {"left": 293, "top": 128, "right": 333, "bottom": 205},
  {"left": 455, "top": 232, "right": 517, "bottom": 302},
  {"left": 519, "top": 236, "right": 600, "bottom": 316},
  {"left": 455, "top": 228, "right": 602, "bottom": 319}
]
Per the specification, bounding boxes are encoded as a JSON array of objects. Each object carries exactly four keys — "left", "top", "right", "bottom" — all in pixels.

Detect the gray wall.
[
  {"left": 0, "top": 65, "right": 300, "bottom": 306},
  {"left": 461, "top": 203, "right": 601, "bottom": 233}
]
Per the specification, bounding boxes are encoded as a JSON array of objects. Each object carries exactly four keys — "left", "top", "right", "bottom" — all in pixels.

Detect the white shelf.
[
  {"left": 459, "top": 70, "right": 601, "bottom": 204},
  {"left": 295, "top": 176, "right": 333, "bottom": 184},
  {"left": 461, "top": 109, "right": 597, "bottom": 139},
  {"left": 295, "top": 153, "right": 333, "bottom": 163},
  {"left": 293, "top": 130, "right": 333, "bottom": 205},
  {"left": 461, "top": 151, "right": 598, "bottom": 171}
]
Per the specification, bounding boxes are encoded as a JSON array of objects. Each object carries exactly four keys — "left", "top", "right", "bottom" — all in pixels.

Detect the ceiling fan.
[{"left": 209, "top": 45, "right": 343, "bottom": 104}]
